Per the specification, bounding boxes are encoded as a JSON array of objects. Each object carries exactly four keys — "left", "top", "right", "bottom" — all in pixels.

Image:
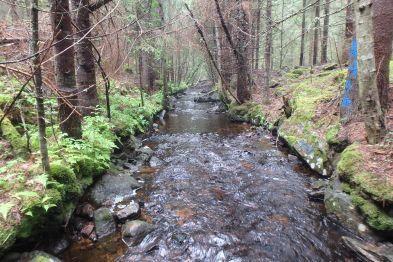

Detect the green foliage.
[
  {"left": 390, "top": 60, "right": 393, "bottom": 83},
  {"left": 0, "top": 110, "right": 27, "bottom": 155},
  {"left": 0, "top": 203, "right": 14, "bottom": 220}
]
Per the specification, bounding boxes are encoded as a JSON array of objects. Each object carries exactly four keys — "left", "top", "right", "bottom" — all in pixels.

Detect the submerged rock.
[
  {"left": 342, "top": 237, "right": 393, "bottom": 262},
  {"left": 115, "top": 202, "right": 141, "bottom": 222},
  {"left": 47, "top": 237, "right": 70, "bottom": 255},
  {"left": 88, "top": 173, "right": 141, "bottom": 206},
  {"left": 121, "top": 220, "right": 155, "bottom": 246},
  {"left": 76, "top": 203, "right": 94, "bottom": 220},
  {"left": 135, "top": 146, "right": 154, "bottom": 164},
  {"left": 149, "top": 156, "right": 164, "bottom": 167},
  {"left": 194, "top": 92, "right": 220, "bottom": 103},
  {"left": 18, "top": 251, "right": 61, "bottom": 262},
  {"left": 94, "top": 207, "right": 116, "bottom": 240}
]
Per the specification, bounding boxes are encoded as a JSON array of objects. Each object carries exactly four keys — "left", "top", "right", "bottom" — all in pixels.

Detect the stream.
[{"left": 63, "top": 85, "right": 352, "bottom": 261}]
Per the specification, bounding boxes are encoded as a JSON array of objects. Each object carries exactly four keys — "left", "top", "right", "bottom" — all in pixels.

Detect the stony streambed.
[{"left": 4, "top": 85, "right": 368, "bottom": 261}]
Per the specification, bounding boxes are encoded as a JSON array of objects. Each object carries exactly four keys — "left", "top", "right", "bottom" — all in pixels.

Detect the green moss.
[
  {"left": 49, "top": 161, "right": 82, "bottom": 201},
  {"left": 326, "top": 124, "right": 340, "bottom": 145},
  {"left": 350, "top": 192, "right": 393, "bottom": 231},
  {"left": 0, "top": 110, "right": 27, "bottom": 155},
  {"left": 337, "top": 144, "right": 393, "bottom": 203},
  {"left": 0, "top": 227, "right": 16, "bottom": 256},
  {"left": 228, "top": 102, "right": 265, "bottom": 125},
  {"left": 389, "top": 60, "right": 393, "bottom": 83}
]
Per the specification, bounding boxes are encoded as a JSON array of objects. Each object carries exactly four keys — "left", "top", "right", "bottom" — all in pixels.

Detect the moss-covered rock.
[
  {"left": 0, "top": 109, "right": 27, "bottom": 155},
  {"left": 228, "top": 102, "right": 265, "bottom": 126},
  {"left": 49, "top": 161, "right": 82, "bottom": 201}
]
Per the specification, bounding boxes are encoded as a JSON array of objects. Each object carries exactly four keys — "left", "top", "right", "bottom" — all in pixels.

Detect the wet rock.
[
  {"left": 149, "top": 156, "right": 164, "bottom": 167},
  {"left": 88, "top": 173, "right": 141, "bottom": 206},
  {"left": 76, "top": 203, "right": 94, "bottom": 220},
  {"left": 311, "top": 179, "right": 328, "bottom": 190},
  {"left": 287, "top": 154, "right": 298, "bottom": 162},
  {"left": 123, "top": 162, "right": 139, "bottom": 173},
  {"left": 81, "top": 222, "right": 95, "bottom": 238},
  {"left": 342, "top": 237, "right": 393, "bottom": 262},
  {"left": 308, "top": 190, "right": 325, "bottom": 202},
  {"left": 2, "top": 252, "right": 21, "bottom": 262},
  {"left": 94, "top": 207, "right": 116, "bottom": 240},
  {"left": 194, "top": 92, "right": 220, "bottom": 103},
  {"left": 47, "top": 237, "right": 70, "bottom": 255},
  {"left": 135, "top": 146, "right": 154, "bottom": 164},
  {"left": 115, "top": 202, "right": 141, "bottom": 222},
  {"left": 124, "top": 136, "right": 142, "bottom": 152},
  {"left": 19, "top": 251, "right": 61, "bottom": 262},
  {"left": 121, "top": 220, "right": 156, "bottom": 246},
  {"left": 325, "top": 177, "right": 372, "bottom": 236}
]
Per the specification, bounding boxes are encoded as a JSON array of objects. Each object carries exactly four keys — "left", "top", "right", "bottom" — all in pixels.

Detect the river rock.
[
  {"left": 149, "top": 156, "right": 164, "bottom": 167},
  {"left": 81, "top": 222, "right": 95, "bottom": 238},
  {"left": 88, "top": 173, "right": 141, "bottom": 206},
  {"left": 135, "top": 146, "right": 154, "bottom": 164},
  {"left": 47, "top": 237, "right": 70, "bottom": 255},
  {"left": 122, "top": 220, "right": 156, "bottom": 246},
  {"left": 194, "top": 92, "right": 220, "bottom": 103},
  {"left": 94, "top": 207, "right": 116, "bottom": 240},
  {"left": 325, "top": 177, "right": 372, "bottom": 236},
  {"left": 342, "top": 237, "right": 393, "bottom": 262},
  {"left": 76, "top": 203, "right": 94, "bottom": 220},
  {"left": 115, "top": 202, "right": 141, "bottom": 222},
  {"left": 19, "top": 251, "right": 61, "bottom": 262},
  {"left": 308, "top": 190, "right": 325, "bottom": 202}
]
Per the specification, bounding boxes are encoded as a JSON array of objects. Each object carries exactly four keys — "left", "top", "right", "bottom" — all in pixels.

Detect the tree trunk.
[
  {"left": 264, "top": 0, "right": 272, "bottom": 88},
  {"left": 312, "top": 0, "right": 320, "bottom": 65},
  {"left": 279, "top": 0, "right": 285, "bottom": 69},
  {"left": 71, "top": 0, "right": 98, "bottom": 116},
  {"left": 299, "top": 0, "right": 307, "bottom": 66},
  {"left": 31, "top": 0, "right": 50, "bottom": 172},
  {"left": 236, "top": 0, "right": 252, "bottom": 103},
  {"left": 342, "top": 0, "right": 355, "bottom": 64},
  {"left": 254, "top": 0, "right": 261, "bottom": 70},
  {"left": 321, "top": 0, "right": 330, "bottom": 64},
  {"left": 157, "top": 0, "right": 169, "bottom": 110},
  {"left": 372, "top": 0, "right": 393, "bottom": 112},
  {"left": 50, "top": 0, "right": 81, "bottom": 138},
  {"left": 355, "top": 0, "right": 385, "bottom": 144}
]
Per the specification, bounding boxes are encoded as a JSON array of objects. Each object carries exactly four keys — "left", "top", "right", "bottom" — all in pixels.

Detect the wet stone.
[
  {"left": 122, "top": 220, "right": 156, "bottom": 246},
  {"left": 342, "top": 237, "right": 393, "bottom": 262},
  {"left": 94, "top": 207, "right": 116, "bottom": 240},
  {"left": 115, "top": 202, "right": 141, "bottom": 222},
  {"left": 81, "top": 222, "right": 95, "bottom": 238},
  {"left": 88, "top": 173, "right": 141, "bottom": 206},
  {"left": 76, "top": 203, "right": 94, "bottom": 220},
  {"left": 149, "top": 156, "right": 164, "bottom": 167},
  {"left": 47, "top": 237, "right": 70, "bottom": 255}
]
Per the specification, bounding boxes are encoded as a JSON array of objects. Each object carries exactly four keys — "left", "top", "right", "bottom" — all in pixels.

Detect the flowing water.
[{"left": 65, "top": 86, "right": 351, "bottom": 261}]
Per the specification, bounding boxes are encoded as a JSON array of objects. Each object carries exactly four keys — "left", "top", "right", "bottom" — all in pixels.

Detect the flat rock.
[
  {"left": 88, "top": 173, "right": 141, "bottom": 205},
  {"left": 122, "top": 220, "right": 155, "bottom": 246},
  {"left": 342, "top": 237, "right": 393, "bottom": 262},
  {"left": 308, "top": 190, "right": 325, "bottom": 202},
  {"left": 115, "top": 202, "right": 141, "bottom": 222},
  {"left": 94, "top": 207, "right": 116, "bottom": 240}
]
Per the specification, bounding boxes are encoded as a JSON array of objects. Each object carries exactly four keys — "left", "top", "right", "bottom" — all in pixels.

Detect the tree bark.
[
  {"left": 355, "top": 0, "right": 385, "bottom": 144},
  {"left": 299, "top": 0, "right": 307, "bottom": 66},
  {"left": 312, "top": 0, "right": 320, "bottom": 65},
  {"left": 342, "top": 0, "right": 355, "bottom": 64},
  {"left": 372, "top": 0, "right": 393, "bottom": 112},
  {"left": 50, "top": 0, "right": 82, "bottom": 138},
  {"left": 264, "top": 0, "right": 272, "bottom": 89},
  {"left": 254, "top": 0, "right": 261, "bottom": 69},
  {"left": 321, "top": 0, "right": 330, "bottom": 64},
  {"left": 71, "top": 0, "right": 98, "bottom": 116},
  {"left": 31, "top": 0, "right": 50, "bottom": 172}
]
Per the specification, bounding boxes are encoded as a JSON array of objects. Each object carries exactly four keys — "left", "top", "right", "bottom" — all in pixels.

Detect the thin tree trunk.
[
  {"left": 355, "top": 0, "right": 385, "bottom": 144},
  {"left": 342, "top": 0, "right": 355, "bottom": 64},
  {"left": 50, "top": 0, "right": 82, "bottom": 138},
  {"left": 157, "top": 0, "right": 169, "bottom": 110},
  {"left": 71, "top": 0, "right": 98, "bottom": 116},
  {"left": 299, "top": 0, "right": 307, "bottom": 66},
  {"left": 312, "top": 0, "right": 320, "bottom": 65},
  {"left": 321, "top": 0, "right": 330, "bottom": 64},
  {"left": 254, "top": 0, "right": 261, "bottom": 69},
  {"left": 31, "top": 0, "right": 50, "bottom": 172},
  {"left": 264, "top": 0, "right": 272, "bottom": 89},
  {"left": 279, "top": 0, "right": 285, "bottom": 69}
]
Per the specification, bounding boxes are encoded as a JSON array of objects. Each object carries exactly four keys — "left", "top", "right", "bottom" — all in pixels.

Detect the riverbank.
[
  {"left": 227, "top": 65, "right": 393, "bottom": 239},
  {"left": 0, "top": 78, "right": 187, "bottom": 257}
]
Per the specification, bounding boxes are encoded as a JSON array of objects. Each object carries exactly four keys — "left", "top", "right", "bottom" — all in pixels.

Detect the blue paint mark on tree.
[{"left": 341, "top": 37, "right": 358, "bottom": 110}]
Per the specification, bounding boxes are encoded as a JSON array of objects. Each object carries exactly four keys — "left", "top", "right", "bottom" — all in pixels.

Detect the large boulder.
[
  {"left": 94, "top": 207, "right": 116, "bottom": 240},
  {"left": 88, "top": 173, "right": 141, "bottom": 206},
  {"left": 121, "top": 220, "right": 155, "bottom": 246}
]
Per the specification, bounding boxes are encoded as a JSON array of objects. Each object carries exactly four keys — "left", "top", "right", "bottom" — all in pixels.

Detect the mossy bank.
[{"left": 228, "top": 66, "right": 393, "bottom": 236}]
